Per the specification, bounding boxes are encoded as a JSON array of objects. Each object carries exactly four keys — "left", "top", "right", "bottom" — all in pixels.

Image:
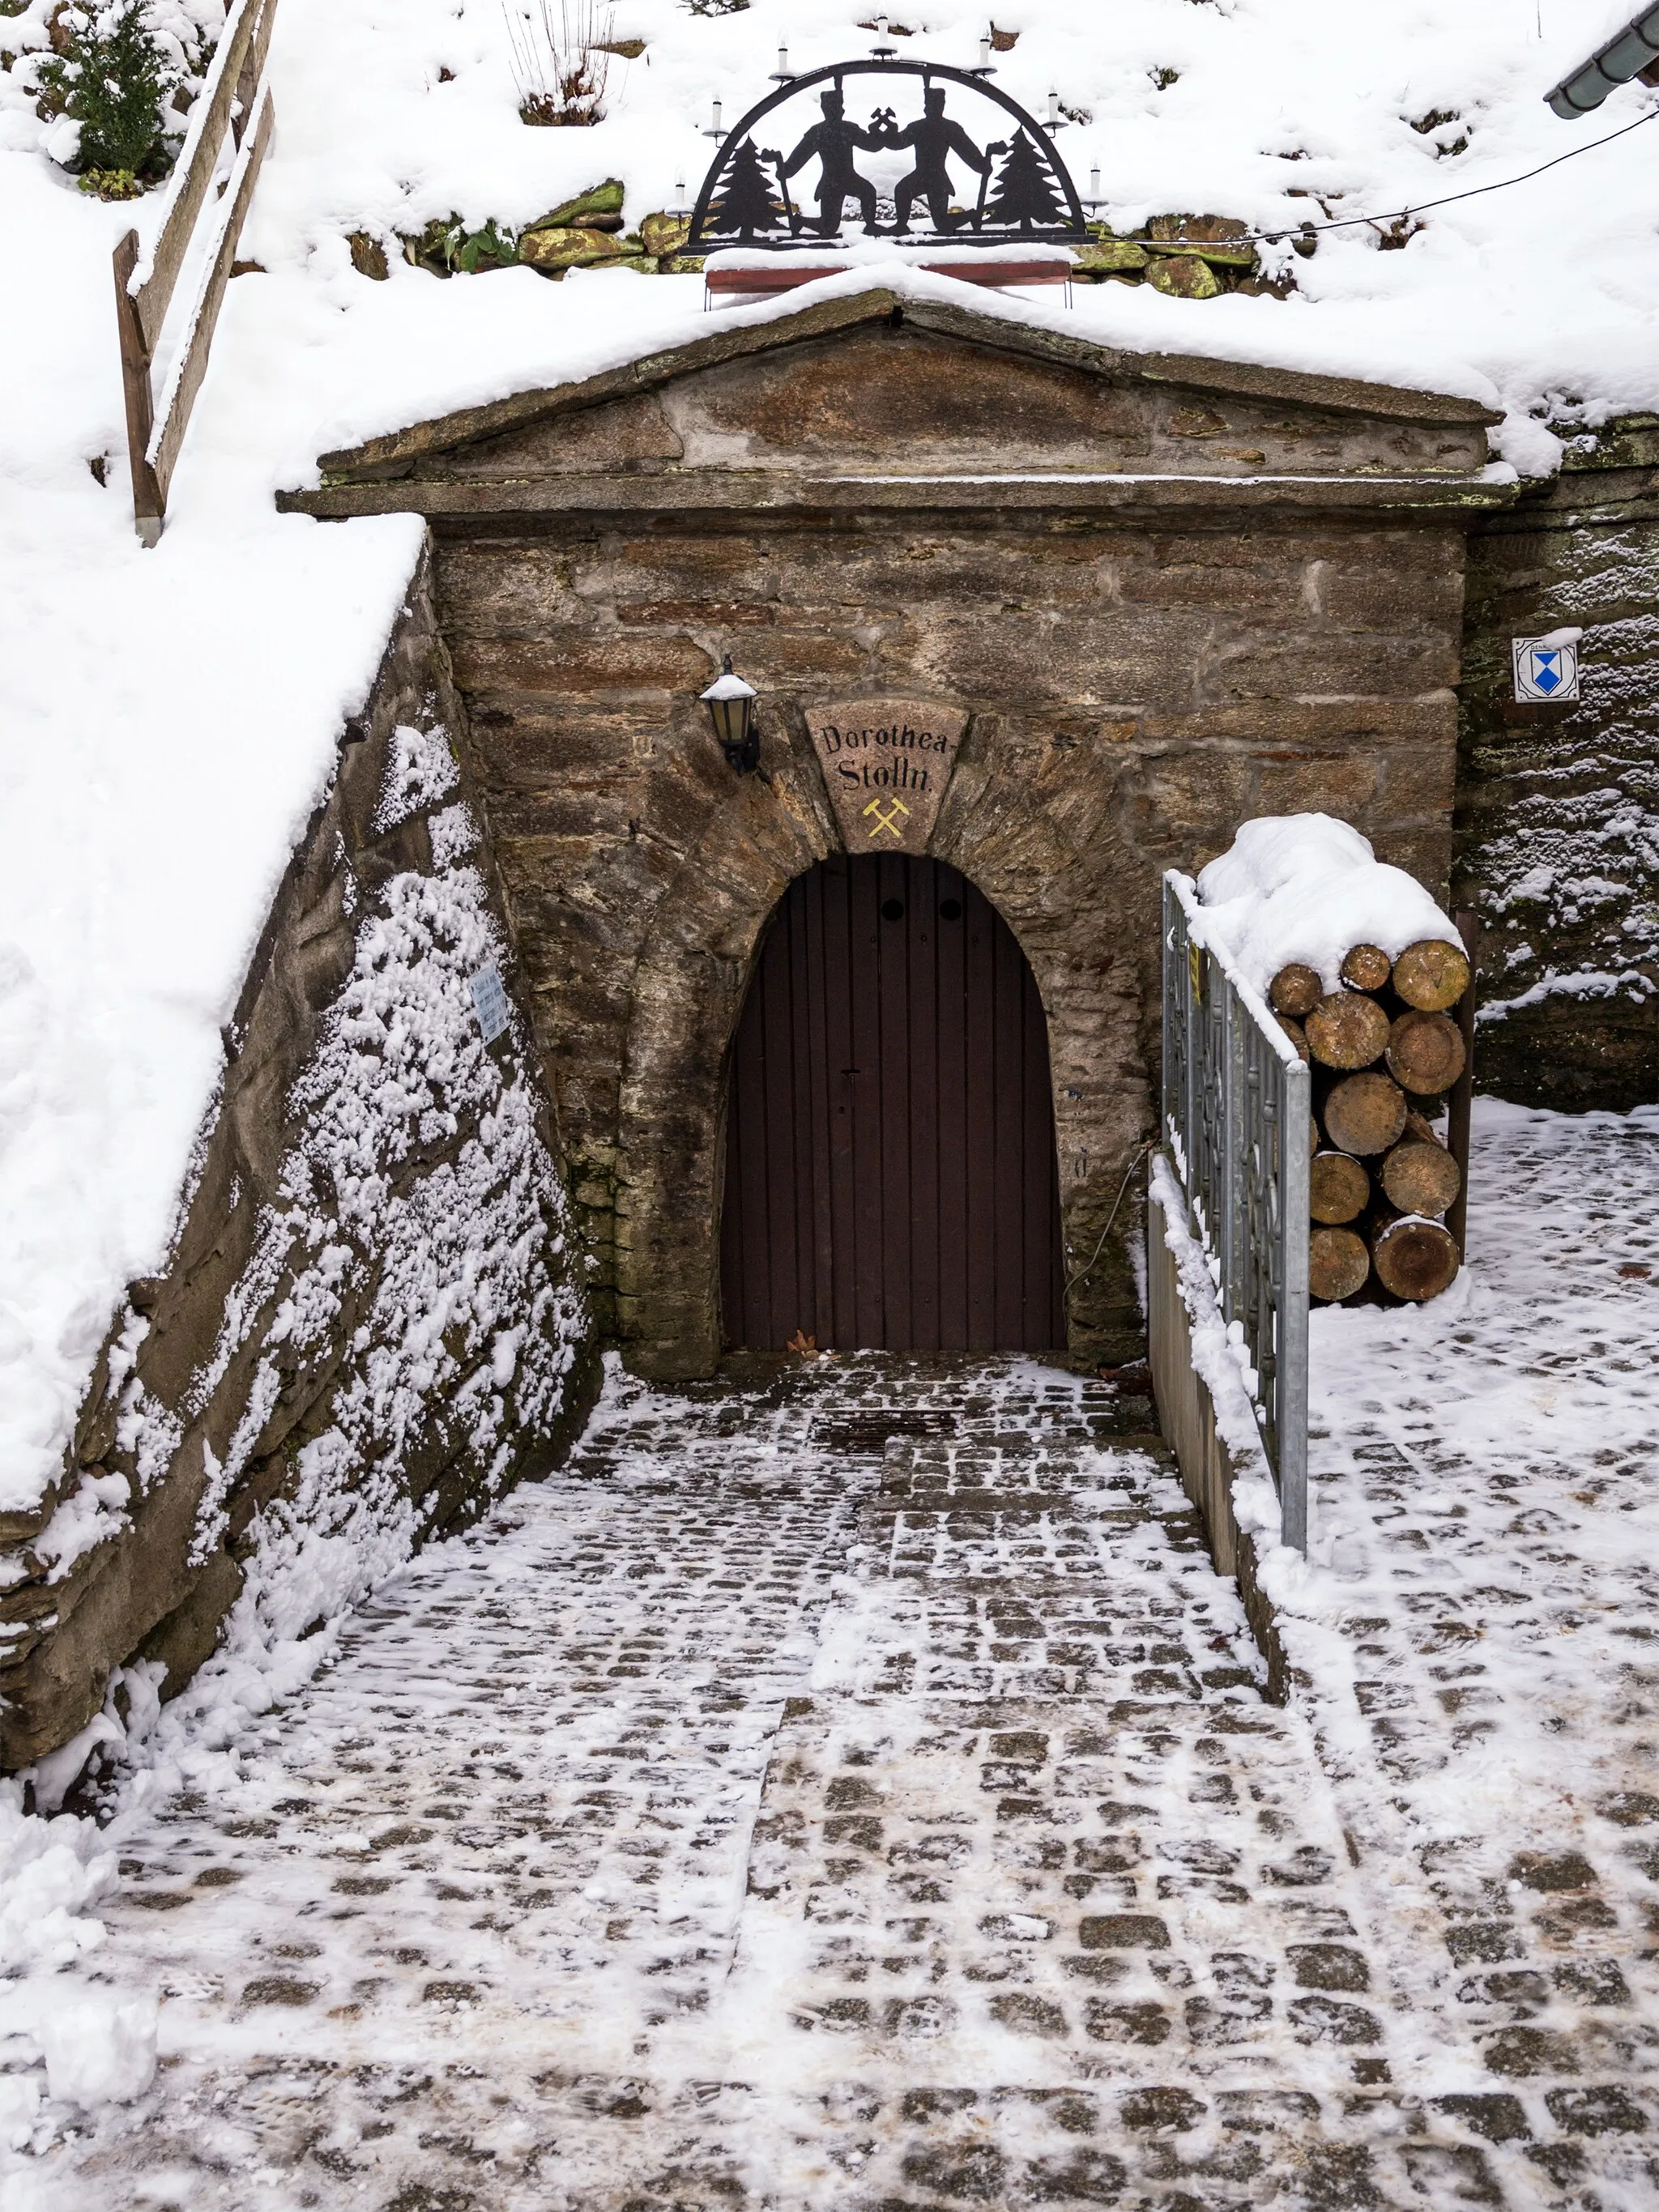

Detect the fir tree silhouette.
[
  {"left": 983, "top": 130, "right": 1064, "bottom": 234},
  {"left": 708, "top": 139, "right": 783, "bottom": 240}
]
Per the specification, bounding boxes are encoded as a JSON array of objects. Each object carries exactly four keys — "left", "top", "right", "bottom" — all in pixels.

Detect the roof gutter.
[{"left": 1546, "top": 3, "right": 1659, "bottom": 117}]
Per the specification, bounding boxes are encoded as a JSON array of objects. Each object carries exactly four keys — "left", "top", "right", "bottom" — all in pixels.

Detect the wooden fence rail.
[{"left": 113, "top": 0, "right": 278, "bottom": 543}]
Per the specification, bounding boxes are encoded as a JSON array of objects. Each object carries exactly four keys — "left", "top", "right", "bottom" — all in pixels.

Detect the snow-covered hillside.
[{"left": 2, "top": 0, "right": 1658, "bottom": 1515}]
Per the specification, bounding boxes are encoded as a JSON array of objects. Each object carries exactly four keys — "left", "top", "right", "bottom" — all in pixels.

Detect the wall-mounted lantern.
[{"left": 702, "top": 656, "right": 761, "bottom": 774}]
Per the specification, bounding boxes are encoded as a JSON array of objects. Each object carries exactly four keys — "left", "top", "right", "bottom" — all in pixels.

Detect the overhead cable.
[{"left": 1227, "top": 103, "right": 1659, "bottom": 247}]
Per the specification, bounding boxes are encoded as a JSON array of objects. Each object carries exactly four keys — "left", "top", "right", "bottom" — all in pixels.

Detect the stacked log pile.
[{"left": 1270, "top": 939, "right": 1471, "bottom": 1305}]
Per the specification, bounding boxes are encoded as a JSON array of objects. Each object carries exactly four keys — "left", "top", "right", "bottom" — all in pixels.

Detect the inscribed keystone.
[{"left": 805, "top": 697, "right": 969, "bottom": 855}]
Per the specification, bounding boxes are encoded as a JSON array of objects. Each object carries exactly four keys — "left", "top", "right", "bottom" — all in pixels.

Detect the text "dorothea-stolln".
[{"left": 819, "top": 721, "right": 953, "bottom": 792}]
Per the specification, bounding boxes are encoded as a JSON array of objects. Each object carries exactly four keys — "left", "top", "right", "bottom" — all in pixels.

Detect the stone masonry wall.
[
  {"left": 288, "top": 300, "right": 1497, "bottom": 1379},
  {"left": 0, "top": 551, "right": 596, "bottom": 1770},
  {"left": 437, "top": 501, "right": 1466, "bottom": 1376},
  {"left": 1458, "top": 425, "right": 1659, "bottom": 1110}
]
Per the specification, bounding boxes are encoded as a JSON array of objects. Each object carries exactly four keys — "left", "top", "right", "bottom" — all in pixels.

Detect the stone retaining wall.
[
  {"left": 0, "top": 551, "right": 595, "bottom": 1770},
  {"left": 1458, "top": 425, "right": 1659, "bottom": 1110}
]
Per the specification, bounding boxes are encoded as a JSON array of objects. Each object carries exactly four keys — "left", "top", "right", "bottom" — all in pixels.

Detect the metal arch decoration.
[{"left": 686, "top": 59, "right": 1087, "bottom": 254}]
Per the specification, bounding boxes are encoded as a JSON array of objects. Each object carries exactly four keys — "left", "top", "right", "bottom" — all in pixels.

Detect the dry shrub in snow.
[{"left": 503, "top": 0, "right": 615, "bottom": 126}]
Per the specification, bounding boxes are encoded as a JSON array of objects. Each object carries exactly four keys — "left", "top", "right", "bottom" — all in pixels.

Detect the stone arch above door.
[
  {"left": 606, "top": 694, "right": 1148, "bottom": 1378},
  {"left": 610, "top": 728, "right": 834, "bottom": 1377}
]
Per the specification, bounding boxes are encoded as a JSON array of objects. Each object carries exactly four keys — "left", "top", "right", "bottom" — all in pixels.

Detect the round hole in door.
[
  {"left": 939, "top": 897, "right": 963, "bottom": 920},
  {"left": 881, "top": 898, "right": 905, "bottom": 921}
]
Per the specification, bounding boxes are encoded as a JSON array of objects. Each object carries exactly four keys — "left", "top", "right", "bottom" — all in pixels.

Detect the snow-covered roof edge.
[{"left": 288, "top": 271, "right": 1501, "bottom": 496}]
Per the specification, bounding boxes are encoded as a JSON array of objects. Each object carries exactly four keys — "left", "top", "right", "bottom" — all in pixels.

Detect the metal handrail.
[{"left": 1161, "top": 871, "right": 1310, "bottom": 1549}]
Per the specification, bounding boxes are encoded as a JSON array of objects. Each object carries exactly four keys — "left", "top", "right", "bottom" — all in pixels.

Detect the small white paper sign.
[
  {"left": 469, "top": 962, "right": 510, "bottom": 1042},
  {"left": 1512, "top": 630, "right": 1581, "bottom": 703}
]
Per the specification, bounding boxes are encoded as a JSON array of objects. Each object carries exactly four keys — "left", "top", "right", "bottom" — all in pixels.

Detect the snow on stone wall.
[
  {"left": 177, "top": 832, "right": 587, "bottom": 1650},
  {"left": 0, "top": 600, "right": 599, "bottom": 2111},
  {"left": 1458, "top": 444, "right": 1659, "bottom": 1110},
  {"left": 0, "top": 562, "right": 595, "bottom": 1770}
]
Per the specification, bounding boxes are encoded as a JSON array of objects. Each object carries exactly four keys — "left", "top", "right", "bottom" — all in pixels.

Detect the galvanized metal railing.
[{"left": 1161, "top": 872, "right": 1311, "bottom": 1549}]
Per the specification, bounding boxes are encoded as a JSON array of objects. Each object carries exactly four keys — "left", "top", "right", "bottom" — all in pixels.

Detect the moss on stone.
[
  {"left": 1073, "top": 239, "right": 1149, "bottom": 275},
  {"left": 530, "top": 177, "right": 625, "bottom": 229},
  {"left": 639, "top": 211, "right": 693, "bottom": 258},
  {"left": 1145, "top": 254, "right": 1223, "bottom": 300},
  {"left": 517, "top": 224, "right": 629, "bottom": 272}
]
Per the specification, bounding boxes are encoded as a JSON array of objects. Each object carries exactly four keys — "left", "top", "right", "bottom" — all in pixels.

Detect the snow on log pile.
[{"left": 1196, "top": 816, "right": 1470, "bottom": 1307}]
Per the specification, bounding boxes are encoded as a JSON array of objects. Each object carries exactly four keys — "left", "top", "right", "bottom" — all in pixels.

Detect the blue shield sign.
[{"left": 1512, "top": 635, "right": 1581, "bottom": 703}]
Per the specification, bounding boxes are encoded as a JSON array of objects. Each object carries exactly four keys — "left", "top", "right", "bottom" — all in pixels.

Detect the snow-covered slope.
[{"left": 2, "top": 0, "right": 1657, "bottom": 1513}]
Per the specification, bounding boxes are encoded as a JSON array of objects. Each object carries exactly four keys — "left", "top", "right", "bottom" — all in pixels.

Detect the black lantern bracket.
[
  {"left": 686, "top": 56, "right": 1087, "bottom": 256},
  {"left": 702, "top": 655, "right": 761, "bottom": 774}
]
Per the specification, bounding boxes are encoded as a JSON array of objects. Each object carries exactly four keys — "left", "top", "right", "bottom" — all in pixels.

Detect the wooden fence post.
[
  {"left": 147, "top": 90, "right": 275, "bottom": 515},
  {"left": 112, "top": 231, "right": 164, "bottom": 546},
  {"left": 113, "top": 0, "right": 279, "bottom": 543},
  {"left": 232, "top": 0, "right": 261, "bottom": 145}
]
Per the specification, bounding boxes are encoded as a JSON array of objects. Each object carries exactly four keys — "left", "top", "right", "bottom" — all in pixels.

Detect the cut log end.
[
  {"left": 1380, "top": 1140, "right": 1461, "bottom": 1218},
  {"left": 1340, "top": 943, "right": 1392, "bottom": 993},
  {"left": 1311, "top": 1225, "right": 1371, "bottom": 1302},
  {"left": 1372, "top": 1215, "right": 1461, "bottom": 1302},
  {"left": 1386, "top": 1008, "right": 1466, "bottom": 1095},
  {"left": 1306, "top": 990, "right": 1392, "bottom": 1071},
  {"left": 1310, "top": 1151, "right": 1371, "bottom": 1225},
  {"left": 1322, "top": 1070, "right": 1408, "bottom": 1157},
  {"left": 1269, "top": 962, "right": 1324, "bottom": 1018},
  {"left": 1277, "top": 1015, "right": 1311, "bottom": 1064},
  {"left": 1392, "top": 937, "right": 1471, "bottom": 1012}
]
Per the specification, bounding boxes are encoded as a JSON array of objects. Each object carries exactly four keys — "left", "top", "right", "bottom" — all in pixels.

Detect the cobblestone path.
[
  {"left": 37, "top": 1332, "right": 1659, "bottom": 2208},
  {"left": 1280, "top": 1102, "right": 1659, "bottom": 2209}
]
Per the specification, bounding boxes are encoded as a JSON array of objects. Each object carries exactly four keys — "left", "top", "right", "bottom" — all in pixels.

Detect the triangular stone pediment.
[{"left": 290, "top": 288, "right": 1499, "bottom": 514}]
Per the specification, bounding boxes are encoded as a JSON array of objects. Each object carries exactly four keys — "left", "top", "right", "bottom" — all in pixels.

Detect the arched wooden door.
[{"left": 720, "top": 855, "right": 1064, "bottom": 1352}]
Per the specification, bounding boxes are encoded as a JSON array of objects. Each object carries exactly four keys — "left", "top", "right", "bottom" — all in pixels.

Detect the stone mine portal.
[
  {"left": 288, "top": 285, "right": 1504, "bottom": 1379},
  {"left": 10, "top": 288, "right": 1515, "bottom": 1778}
]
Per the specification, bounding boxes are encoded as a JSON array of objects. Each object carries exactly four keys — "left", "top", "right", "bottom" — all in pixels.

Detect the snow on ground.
[
  {"left": 0, "top": 1104, "right": 1638, "bottom": 2197},
  {"left": 1279, "top": 1100, "right": 1659, "bottom": 2084},
  {"left": 3, "top": 0, "right": 1659, "bottom": 1521}
]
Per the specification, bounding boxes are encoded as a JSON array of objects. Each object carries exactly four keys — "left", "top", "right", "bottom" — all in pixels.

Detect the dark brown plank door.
[{"left": 721, "top": 855, "right": 1064, "bottom": 1351}]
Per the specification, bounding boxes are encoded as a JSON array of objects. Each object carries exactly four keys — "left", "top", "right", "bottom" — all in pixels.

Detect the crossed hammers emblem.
[{"left": 863, "top": 795, "right": 911, "bottom": 841}]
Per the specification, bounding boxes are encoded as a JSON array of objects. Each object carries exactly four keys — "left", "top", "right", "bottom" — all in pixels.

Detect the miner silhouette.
[
  {"left": 779, "top": 87, "right": 881, "bottom": 236},
  {"left": 891, "top": 83, "right": 1001, "bottom": 236}
]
